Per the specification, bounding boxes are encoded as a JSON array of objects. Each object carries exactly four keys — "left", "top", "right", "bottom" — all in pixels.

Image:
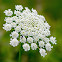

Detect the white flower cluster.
[{"left": 3, "top": 5, "right": 57, "bottom": 57}]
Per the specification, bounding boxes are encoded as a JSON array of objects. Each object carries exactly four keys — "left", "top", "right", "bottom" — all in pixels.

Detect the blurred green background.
[{"left": 0, "top": 0, "right": 62, "bottom": 62}]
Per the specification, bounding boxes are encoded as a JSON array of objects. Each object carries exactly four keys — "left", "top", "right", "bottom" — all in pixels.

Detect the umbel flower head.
[{"left": 3, "top": 5, "right": 57, "bottom": 57}]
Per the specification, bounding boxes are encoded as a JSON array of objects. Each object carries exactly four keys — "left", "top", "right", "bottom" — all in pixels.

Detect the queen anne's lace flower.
[{"left": 3, "top": 5, "right": 57, "bottom": 57}]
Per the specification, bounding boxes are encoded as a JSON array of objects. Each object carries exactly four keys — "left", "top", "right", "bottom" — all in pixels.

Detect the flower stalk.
[{"left": 19, "top": 43, "right": 21, "bottom": 62}]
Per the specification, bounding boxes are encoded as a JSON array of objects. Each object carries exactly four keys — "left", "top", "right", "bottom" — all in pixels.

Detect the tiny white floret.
[
  {"left": 27, "top": 37, "right": 33, "bottom": 43},
  {"left": 39, "top": 41, "right": 44, "bottom": 48},
  {"left": 10, "top": 38, "right": 19, "bottom": 47},
  {"left": 31, "top": 43, "right": 37, "bottom": 50},
  {"left": 4, "top": 9, "right": 13, "bottom": 16},
  {"left": 3, "top": 24, "right": 12, "bottom": 31},
  {"left": 39, "top": 48, "right": 47, "bottom": 57},
  {"left": 15, "top": 5, "right": 23, "bottom": 11},
  {"left": 23, "top": 43, "right": 30, "bottom": 51},
  {"left": 10, "top": 31, "right": 19, "bottom": 38},
  {"left": 45, "top": 43, "right": 53, "bottom": 51},
  {"left": 20, "top": 36, "right": 26, "bottom": 43}
]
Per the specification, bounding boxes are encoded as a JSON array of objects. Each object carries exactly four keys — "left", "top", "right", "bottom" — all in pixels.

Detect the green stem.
[{"left": 19, "top": 43, "right": 21, "bottom": 62}]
